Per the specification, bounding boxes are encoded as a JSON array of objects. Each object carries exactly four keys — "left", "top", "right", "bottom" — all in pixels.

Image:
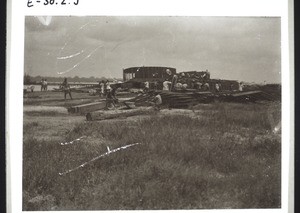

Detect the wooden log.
[
  {"left": 68, "top": 101, "right": 106, "bottom": 114},
  {"left": 86, "top": 107, "right": 156, "bottom": 121}
]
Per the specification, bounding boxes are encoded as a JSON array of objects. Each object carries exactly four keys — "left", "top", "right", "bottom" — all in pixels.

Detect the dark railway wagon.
[
  {"left": 208, "top": 79, "right": 240, "bottom": 92},
  {"left": 123, "top": 66, "right": 176, "bottom": 82},
  {"left": 122, "top": 66, "right": 240, "bottom": 92}
]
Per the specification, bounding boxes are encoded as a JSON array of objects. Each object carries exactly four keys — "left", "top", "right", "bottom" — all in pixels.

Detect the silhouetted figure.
[
  {"left": 105, "top": 88, "right": 117, "bottom": 109},
  {"left": 40, "top": 79, "right": 44, "bottom": 91},
  {"left": 44, "top": 79, "right": 48, "bottom": 91},
  {"left": 62, "top": 78, "right": 73, "bottom": 100}
]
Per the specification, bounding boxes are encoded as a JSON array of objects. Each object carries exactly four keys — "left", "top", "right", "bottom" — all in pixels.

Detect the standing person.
[
  {"left": 44, "top": 79, "right": 48, "bottom": 91},
  {"left": 106, "top": 80, "right": 111, "bottom": 92},
  {"left": 163, "top": 80, "right": 171, "bottom": 91},
  {"left": 215, "top": 82, "right": 220, "bottom": 92},
  {"left": 30, "top": 85, "right": 35, "bottom": 92},
  {"left": 144, "top": 81, "right": 150, "bottom": 92},
  {"left": 196, "top": 82, "right": 202, "bottom": 91},
  {"left": 99, "top": 80, "right": 105, "bottom": 97},
  {"left": 239, "top": 82, "right": 243, "bottom": 91},
  {"left": 105, "top": 88, "right": 116, "bottom": 109},
  {"left": 153, "top": 81, "right": 158, "bottom": 90},
  {"left": 40, "top": 79, "right": 44, "bottom": 91},
  {"left": 111, "top": 87, "right": 118, "bottom": 103},
  {"left": 103, "top": 80, "right": 107, "bottom": 95},
  {"left": 203, "top": 82, "right": 210, "bottom": 91},
  {"left": 170, "top": 74, "right": 178, "bottom": 91},
  {"left": 62, "top": 78, "right": 73, "bottom": 100}
]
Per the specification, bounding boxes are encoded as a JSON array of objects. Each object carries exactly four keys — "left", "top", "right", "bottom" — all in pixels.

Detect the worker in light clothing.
[
  {"left": 203, "top": 82, "right": 210, "bottom": 91},
  {"left": 106, "top": 81, "right": 111, "bottom": 91},
  {"left": 182, "top": 83, "right": 188, "bottom": 90},
  {"left": 196, "top": 82, "right": 202, "bottom": 91},
  {"left": 239, "top": 82, "right": 243, "bottom": 91},
  {"left": 163, "top": 80, "right": 171, "bottom": 91},
  {"left": 144, "top": 81, "right": 150, "bottom": 92},
  {"left": 175, "top": 82, "right": 183, "bottom": 90},
  {"left": 215, "top": 83, "right": 220, "bottom": 92},
  {"left": 149, "top": 93, "right": 162, "bottom": 110},
  {"left": 99, "top": 81, "right": 105, "bottom": 97}
]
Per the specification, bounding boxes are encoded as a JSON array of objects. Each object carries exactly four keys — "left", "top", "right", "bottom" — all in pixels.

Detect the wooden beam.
[
  {"left": 68, "top": 101, "right": 106, "bottom": 114},
  {"left": 86, "top": 107, "right": 156, "bottom": 121}
]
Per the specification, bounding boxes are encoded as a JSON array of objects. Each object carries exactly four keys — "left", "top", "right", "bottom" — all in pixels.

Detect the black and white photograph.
[{"left": 20, "top": 15, "right": 284, "bottom": 211}]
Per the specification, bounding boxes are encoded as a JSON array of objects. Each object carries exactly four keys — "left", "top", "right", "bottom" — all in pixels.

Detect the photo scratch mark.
[
  {"left": 110, "top": 40, "right": 126, "bottom": 52},
  {"left": 57, "top": 45, "right": 103, "bottom": 75},
  {"left": 36, "top": 16, "right": 52, "bottom": 26},
  {"left": 59, "top": 143, "right": 140, "bottom": 175},
  {"left": 57, "top": 50, "right": 85, "bottom": 60},
  {"left": 60, "top": 136, "right": 87, "bottom": 146},
  {"left": 273, "top": 121, "right": 281, "bottom": 134},
  {"left": 57, "top": 22, "right": 91, "bottom": 58}
]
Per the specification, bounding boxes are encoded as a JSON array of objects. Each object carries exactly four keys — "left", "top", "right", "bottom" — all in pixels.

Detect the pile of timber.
[
  {"left": 130, "top": 89, "right": 278, "bottom": 108},
  {"left": 130, "top": 90, "right": 214, "bottom": 108},
  {"left": 157, "top": 91, "right": 199, "bottom": 108},
  {"left": 68, "top": 89, "right": 279, "bottom": 122}
]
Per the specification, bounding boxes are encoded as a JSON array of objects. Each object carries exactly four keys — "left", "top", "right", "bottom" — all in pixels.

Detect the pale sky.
[{"left": 24, "top": 16, "right": 281, "bottom": 83}]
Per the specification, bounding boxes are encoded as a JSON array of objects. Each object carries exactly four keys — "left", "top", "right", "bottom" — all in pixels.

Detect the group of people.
[
  {"left": 142, "top": 80, "right": 171, "bottom": 91},
  {"left": 141, "top": 73, "right": 213, "bottom": 92},
  {"left": 60, "top": 78, "right": 119, "bottom": 106},
  {"left": 40, "top": 79, "right": 48, "bottom": 91},
  {"left": 151, "top": 78, "right": 211, "bottom": 92},
  {"left": 173, "top": 81, "right": 211, "bottom": 91},
  {"left": 98, "top": 80, "right": 119, "bottom": 109},
  {"left": 98, "top": 80, "right": 112, "bottom": 97}
]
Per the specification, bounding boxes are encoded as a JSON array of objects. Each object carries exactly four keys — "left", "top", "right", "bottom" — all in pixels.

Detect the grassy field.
[{"left": 23, "top": 91, "right": 281, "bottom": 210}]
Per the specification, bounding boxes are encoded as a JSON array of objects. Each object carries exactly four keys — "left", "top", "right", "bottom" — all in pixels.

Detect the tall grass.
[{"left": 23, "top": 103, "right": 281, "bottom": 210}]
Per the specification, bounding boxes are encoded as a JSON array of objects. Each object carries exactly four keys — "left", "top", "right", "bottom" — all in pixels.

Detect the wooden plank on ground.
[
  {"left": 68, "top": 101, "right": 106, "bottom": 114},
  {"left": 231, "top": 90, "right": 262, "bottom": 97},
  {"left": 86, "top": 107, "right": 156, "bottom": 121}
]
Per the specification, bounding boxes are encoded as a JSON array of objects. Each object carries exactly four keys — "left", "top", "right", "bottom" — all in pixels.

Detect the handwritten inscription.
[{"left": 27, "top": 0, "right": 79, "bottom": 7}]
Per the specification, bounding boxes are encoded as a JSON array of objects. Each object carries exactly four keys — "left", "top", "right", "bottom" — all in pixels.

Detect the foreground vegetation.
[{"left": 23, "top": 102, "right": 281, "bottom": 210}]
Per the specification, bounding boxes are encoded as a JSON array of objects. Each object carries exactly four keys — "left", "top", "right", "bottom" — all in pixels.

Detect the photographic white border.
[{"left": 7, "top": 0, "right": 293, "bottom": 212}]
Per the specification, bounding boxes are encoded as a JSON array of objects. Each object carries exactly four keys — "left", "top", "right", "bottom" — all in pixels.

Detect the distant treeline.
[{"left": 24, "top": 73, "right": 122, "bottom": 84}]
